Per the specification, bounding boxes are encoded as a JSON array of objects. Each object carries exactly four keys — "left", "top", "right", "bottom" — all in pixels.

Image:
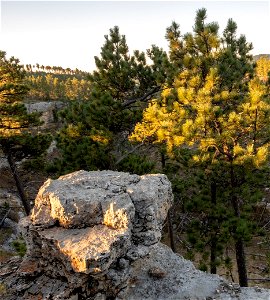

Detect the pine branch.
[
  {"left": 122, "top": 86, "right": 160, "bottom": 108},
  {"left": 115, "top": 142, "right": 144, "bottom": 165}
]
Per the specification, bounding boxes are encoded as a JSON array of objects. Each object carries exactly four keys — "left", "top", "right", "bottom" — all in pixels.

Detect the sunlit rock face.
[
  {"left": 19, "top": 170, "right": 173, "bottom": 298},
  {"left": 31, "top": 170, "right": 139, "bottom": 229}
]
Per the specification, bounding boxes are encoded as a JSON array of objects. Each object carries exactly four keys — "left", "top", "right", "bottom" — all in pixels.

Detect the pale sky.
[{"left": 0, "top": 1, "right": 269, "bottom": 72}]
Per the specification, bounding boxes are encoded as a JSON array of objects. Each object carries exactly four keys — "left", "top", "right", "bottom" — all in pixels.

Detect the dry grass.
[{"left": 0, "top": 283, "right": 7, "bottom": 296}]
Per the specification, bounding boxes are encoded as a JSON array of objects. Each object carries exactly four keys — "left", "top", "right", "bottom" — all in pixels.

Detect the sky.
[{"left": 0, "top": 1, "right": 269, "bottom": 72}]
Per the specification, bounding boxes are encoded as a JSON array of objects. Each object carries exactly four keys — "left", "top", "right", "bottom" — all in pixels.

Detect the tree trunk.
[
  {"left": 210, "top": 238, "right": 217, "bottom": 274},
  {"left": 230, "top": 164, "right": 248, "bottom": 287},
  {"left": 210, "top": 181, "right": 217, "bottom": 274},
  {"left": 235, "top": 238, "right": 248, "bottom": 287},
  {"left": 167, "top": 207, "right": 176, "bottom": 252},
  {"left": 161, "top": 152, "right": 166, "bottom": 170},
  {"left": 161, "top": 151, "right": 176, "bottom": 252},
  {"left": 6, "top": 151, "right": 31, "bottom": 215}
]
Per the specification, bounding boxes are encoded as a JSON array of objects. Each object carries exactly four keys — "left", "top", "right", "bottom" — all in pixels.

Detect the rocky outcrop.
[
  {"left": 0, "top": 170, "right": 270, "bottom": 299},
  {"left": 25, "top": 101, "right": 65, "bottom": 128},
  {"left": 18, "top": 170, "right": 172, "bottom": 299}
]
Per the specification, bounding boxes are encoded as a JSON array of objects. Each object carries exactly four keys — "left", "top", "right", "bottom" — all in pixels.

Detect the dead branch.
[{"left": 115, "top": 143, "right": 144, "bottom": 165}]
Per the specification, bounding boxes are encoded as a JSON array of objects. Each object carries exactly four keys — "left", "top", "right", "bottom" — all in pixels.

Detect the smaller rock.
[
  {"left": 118, "top": 258, "right": 129, "bottom": 270},
  {"left": 93, "top": 293, "right": 106, "bottom": 300},
  {"left": 148, "top": 267, "right": 167, "bottom": 279},
  {"left": 17, "top": 259, "right": 39, "bottom": 277},
  {"left": 126, "top": 245, "right": 150, "bottom": 261}
]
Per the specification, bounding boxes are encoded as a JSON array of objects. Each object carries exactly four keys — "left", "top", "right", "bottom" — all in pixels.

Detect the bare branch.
[{"left": 115, "top": 142, "right": 144, "bottom": 165}]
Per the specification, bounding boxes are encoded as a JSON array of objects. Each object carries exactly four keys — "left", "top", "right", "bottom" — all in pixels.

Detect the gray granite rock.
[
  {"left": 18, "top": 170, "right": 173, "bottom": 298},
  {"left": 1, "top": 170, "right": 269, "bottom": 300},
  {"left": 31, "top": 170, "right": 139, "bottom": 229},
  {"left": 25, "top": 101, "right": 65, "bottom": 128},
  {"left": 127, "top": 174, "right": 173, "bottom": 245}
]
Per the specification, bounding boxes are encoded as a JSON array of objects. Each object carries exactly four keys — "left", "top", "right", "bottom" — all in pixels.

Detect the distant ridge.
[{"left": 253, "top": 54, "right": 270, "bottom": 61}]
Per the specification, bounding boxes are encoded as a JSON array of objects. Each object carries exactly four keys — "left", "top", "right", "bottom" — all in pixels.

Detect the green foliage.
[
  {"left": 0, "top": 50, "right": 52, "bottom": 158},
  {"left": 22, "top": 156, "right": 46, "bottom": 171},
  {"left": 53, "top": 26, "right": 171, "bottom": 175},
  {"left": 218, "top": 18, "right": 254, "bottom": 91},
  {"left": 0, "top": 51, "right": 29, "bottom": 103},
  {"left": 51, "top": 93, "right": 117, "bottom": 174},
  {"left": 198, "top": 262, "right": 208, "bottom": 272},
  {"left": 130, "top": 8, "right": 270, "bottom": 283},
  {"left": 12, "top": 239, "right": 27, "bottom": 257},
  {"left": 25, "top": 69, "right": 92, "bottom": 102},
  {"left": 256, "top": 56, "right": 270, "bottom": 82},
  {"left": 90, "top": 26, "right": 166, "bottom": 102},
  {"left": 0, "top": 50, "right": 52, "bottom": 215},
  {"left": 117, "top": 154, "right": 156, "bottom": 175}
]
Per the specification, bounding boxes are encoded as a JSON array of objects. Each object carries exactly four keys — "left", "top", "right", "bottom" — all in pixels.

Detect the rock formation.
[
  {"left": 1, "top": 170, "right": 270, "bottom": 299},
  {"left": 25, "top": 101, "right": 65, "bottom": 128},
  {"left": 18, "top": 170, "right": 172, "bottom": 299}
]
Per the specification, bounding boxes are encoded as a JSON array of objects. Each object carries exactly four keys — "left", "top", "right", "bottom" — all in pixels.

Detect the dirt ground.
[{"left": 161, "top": 223, "right": 270, "bottom": 289}]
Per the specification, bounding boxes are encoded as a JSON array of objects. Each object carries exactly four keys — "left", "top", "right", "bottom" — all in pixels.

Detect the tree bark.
[
  {"left": 210, "top": 181, "right": 217, "bottom": 274},
  {"left": 161, "top": 151, "right": 176, "bottom": 252},
  {"left": 230, "top": 164, "right": 248, "bottom": 287},
  {"left": 6, "top": 151, "right": 31, "bottom": 215},
  {"left": 161, "top": 152, "right": 166, "bottom": 170},
  {"left": 167, "top": 207, "right": 176, "bottom": 252},
  {"left": 235, "top": 238, "right": 248, "bottom": 287}
]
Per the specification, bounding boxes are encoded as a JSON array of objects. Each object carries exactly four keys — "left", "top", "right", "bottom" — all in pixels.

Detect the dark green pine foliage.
[
  {"left": 180, "top": 162, "right": 262, "bottom": 274},
  {"left": 218, "top": 18, "right": 254, "bottom": 91},
  {"left": 165, "top": 21, "right": 185, "bottom": 73},
  {"left": 117, "top": 153, "right": 156, "bottom": 175},
  {"left": 53, "top": 26, "right": 167, "bottom": 175},
  {"left": 51, "top": 91, "right": 114, "bottom": 174},
  {"left": 0, "top": 51, "right": 51, "bottom": 214},
  {"left": 91, "top": 26, "right": 136, "bottom": 100},
  {"left": 91, "top": 26, "right": 174, "bottom": 102}
]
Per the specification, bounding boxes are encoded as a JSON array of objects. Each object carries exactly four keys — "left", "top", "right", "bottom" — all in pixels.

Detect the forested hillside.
[
  {"left": 25, "top": 64, "right": 92, "bottom": 101},
  {"left": 254, "top": 54, "right": 270, "bottom": 61},
  {"left": 1, "top": 8, "right": 270, "bottom": 288}
]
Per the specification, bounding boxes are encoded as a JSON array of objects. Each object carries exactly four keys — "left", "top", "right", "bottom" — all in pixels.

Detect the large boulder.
[
  {"left": 1, "top": 170, "right": 269, "bottom": 300},
  {"left": 18, "top": 170, "right": 173, "bottom": 298}
]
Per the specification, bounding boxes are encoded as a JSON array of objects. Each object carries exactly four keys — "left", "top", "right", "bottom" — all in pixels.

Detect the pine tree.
[
  {"left": 0, "top": 51, "right": 51, "bottom": 214},
  {"left": 256, "top": 56, "right": 270, "bottom": 82},
  {"left": 53, "top": 26, "right": 170, "bottom": 175},
  {"left": 218, "top": 18, "right": 254, "bottom": 91},
  {"left": 90, "top": 26, "right": 165, "bottom": 104},
  {"left": 130, "top": 9, "right": 269, "bottom": 286}
]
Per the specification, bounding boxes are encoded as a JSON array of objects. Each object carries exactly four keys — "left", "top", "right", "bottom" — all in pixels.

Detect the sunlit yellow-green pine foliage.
[
  {"left": 256, "top": 56, "right": 270, "bottom": 82},
  {"left": 130, "top": 68, "right": 269, "bottom": 168}
]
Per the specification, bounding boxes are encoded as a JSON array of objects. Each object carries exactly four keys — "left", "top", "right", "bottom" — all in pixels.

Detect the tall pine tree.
[
  {"left": 130, "top": 9, "right": 268, "bottom": 286},
  {"left": 54, "top": 26, "right": 170, "bottom": 175},
  {"left": 0, "top": 51, "right": 51, "bottom": 214}
]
